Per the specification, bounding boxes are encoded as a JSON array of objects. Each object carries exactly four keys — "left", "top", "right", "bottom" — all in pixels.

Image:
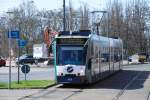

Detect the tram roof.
[
  {"left": 58, "top": 30, "right": 91, "bottom": 36},
  {"left": 90, "top": 34, "right": 122, "bottom": 47},
  {"left": 56, "top": 35, "right": 89, "bottom": 39}
]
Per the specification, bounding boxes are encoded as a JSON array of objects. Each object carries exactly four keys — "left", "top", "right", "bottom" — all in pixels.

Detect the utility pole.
[
  {"left": 6, "top": 11, "right": 14, "bottom": 89},
  {"left": 63, "top": 0, "right": 66, "bottom": 31},
  {"left": 17, "top": 22, "right": 21, "bottom": 84}
]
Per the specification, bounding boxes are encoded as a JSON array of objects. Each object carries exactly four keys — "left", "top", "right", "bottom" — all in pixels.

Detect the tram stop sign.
[{"left": 21, "top": 65, "right": 30, "bottom": 74}]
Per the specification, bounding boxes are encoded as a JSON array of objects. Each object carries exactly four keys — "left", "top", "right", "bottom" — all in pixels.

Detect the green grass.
[
  {"left": 0, "top": 80, "right": 55, "bottom": 89},
  {"left": 0, "top": 82, "right": 8, "bottom": 89}
]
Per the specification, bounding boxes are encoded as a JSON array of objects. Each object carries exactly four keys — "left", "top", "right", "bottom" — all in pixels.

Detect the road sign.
[
  {"left": 8, "top": 31, "right": 19, "bottom": 39},
  {"left": 18, "top": 40, "right": 27, "bottom": 48},
  {"left": 21, "top": 65, "right": 30, "bottom": 74}
]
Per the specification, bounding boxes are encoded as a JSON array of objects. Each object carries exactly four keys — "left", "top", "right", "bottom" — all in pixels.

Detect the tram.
[{"left": 53, "top": 30, "right": 123, "bottom": 84}]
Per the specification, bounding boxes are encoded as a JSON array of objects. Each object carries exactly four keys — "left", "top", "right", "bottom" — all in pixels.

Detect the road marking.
[{"left": 112, "top": 71, "right": 142, "bottom": 100}]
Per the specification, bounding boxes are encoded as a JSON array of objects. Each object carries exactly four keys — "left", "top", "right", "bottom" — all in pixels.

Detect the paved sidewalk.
[{"left": 0, "top": 89, "right": 41, "bottom": 100}]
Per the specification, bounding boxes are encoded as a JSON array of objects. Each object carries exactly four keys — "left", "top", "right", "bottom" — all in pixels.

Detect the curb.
[
  {"left": 43, "top": 83, "right": 57, "bottom": 89},
  {"left": 0, "top": 83, "right": 57, "bottom": 90},
  {"left": 123, "top": 62, "right": 150, "bottom": 67}
]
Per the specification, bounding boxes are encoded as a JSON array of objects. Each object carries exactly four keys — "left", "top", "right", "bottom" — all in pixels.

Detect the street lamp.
[
  {"left": 91, "top": 10, "right": 107, "bottom": 35},
  {"left": 6, "top": 11, "right": 14, "bottom": 89},
  {"left": 63, "top": 0, "right": 66, "bottom": 31}
]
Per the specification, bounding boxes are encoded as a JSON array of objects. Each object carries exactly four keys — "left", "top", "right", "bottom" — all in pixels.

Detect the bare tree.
[
  {"left": 1, "top": 0, "right": 149, "bottom": 57},
  {"left": 80, "top": 4, "right": 89, "bottom": 30},
  {"left": 5, "top": 1, "right": 39, "bottom": 55},
  {"left": 101, "top": 0, "right": 149, "bottom": 55}
]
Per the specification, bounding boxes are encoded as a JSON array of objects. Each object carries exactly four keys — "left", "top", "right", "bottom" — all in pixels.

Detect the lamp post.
[
  {"left": 6, "top": 11, "right": 14, "bottom": 89},
  {"left": 17, "top": 21, "right": 21, "bottom": 84},
  {"left": 91, "top": 10, "right": 107, "bottom": 35},
  {"left": 63, "top": 0, "right": 66, "bottom": 31}
]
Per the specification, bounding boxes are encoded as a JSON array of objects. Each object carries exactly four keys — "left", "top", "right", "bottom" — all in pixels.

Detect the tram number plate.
[{"left": 68, "top": 78, "right": 73, "bottom": 81}]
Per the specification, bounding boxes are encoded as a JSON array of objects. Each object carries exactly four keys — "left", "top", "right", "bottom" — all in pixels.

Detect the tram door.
[
  {"left": 100, "top": 47, "right": 110, "bottom": 77},
  {"left": 91, "top": 44, "right": 100, "bottom": 79}
]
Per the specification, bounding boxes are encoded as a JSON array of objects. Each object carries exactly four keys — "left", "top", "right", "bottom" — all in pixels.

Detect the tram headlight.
[
  {"left": 80, "top": 70, "right": 84, "bottom": 73},
  {"left": 80, "top": 70, "right": 84, "bottom": 75},
  {"left": 57, "top": 72, "right": 64, "bottom": 76}
]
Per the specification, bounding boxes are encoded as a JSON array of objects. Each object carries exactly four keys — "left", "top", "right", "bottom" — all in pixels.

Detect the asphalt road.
[
  {"left": 0, "top": 65, "right": 55, "bottom": 83},
  {"left": 21, "top": 64, "right": 150, "bottom": 100}
]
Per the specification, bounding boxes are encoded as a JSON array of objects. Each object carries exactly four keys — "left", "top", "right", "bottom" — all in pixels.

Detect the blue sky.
[{"left": 0, "top": 0, "right": 106, "bottom": 12}]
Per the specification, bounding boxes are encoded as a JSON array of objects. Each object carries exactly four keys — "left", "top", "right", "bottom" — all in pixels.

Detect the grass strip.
[{"left": 0, "top": 80, "right": 55, "bottom": 89}]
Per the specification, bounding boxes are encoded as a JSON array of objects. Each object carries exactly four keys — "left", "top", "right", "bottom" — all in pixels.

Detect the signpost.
[
  {"left": 8, "top": 31, "right": 19, "bottom": 39},
  {"left": 17, "top": 39, "right": 27, "bottom": 83},
  {"left": 8, "top": 30, "right": 19, "bottom": 89},
  {"left": 21, "top": 65, "right": 30, "bottom": 80},
  {"left": 18, "top": 40, "right": 27, "bottom": 48}
]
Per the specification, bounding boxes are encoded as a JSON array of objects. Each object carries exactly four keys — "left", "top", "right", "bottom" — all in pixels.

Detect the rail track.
[{"left": 19, "top": 64, "right": 150, "bottom": 100}]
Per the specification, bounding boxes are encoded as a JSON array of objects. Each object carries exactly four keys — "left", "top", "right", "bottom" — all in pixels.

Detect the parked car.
[
  {"left": 128, "top": 54, "right": 139, "bottom": 64},
  {"left": 138, "top": 52, "right": 149, "bottom": 63},
  {"left": 0, "top": 57, "right": 6, "bottom": 67},
  {"left": 16, "top": 54, "right": 36, "bottom": 65}
]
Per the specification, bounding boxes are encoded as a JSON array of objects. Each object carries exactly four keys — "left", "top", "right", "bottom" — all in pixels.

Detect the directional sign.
[
  {"left": 21, "top": 65, "right": 30, "bottom": 74},
  {"left": 8, "top": 31, "right": 19, "bottom": 39},
  {"left": 18, "top": 40, "right": 27, "bottom": 48}
]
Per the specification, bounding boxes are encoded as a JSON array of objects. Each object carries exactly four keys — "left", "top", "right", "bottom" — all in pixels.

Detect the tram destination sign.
[{"left": 57, "top": 38, "right": 87, "bottom": 44}]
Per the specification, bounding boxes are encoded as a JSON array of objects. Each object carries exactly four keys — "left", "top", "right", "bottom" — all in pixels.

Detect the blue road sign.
[
  {"left": 8, "top": 31, "right": 19, "bottom": 39},
  {"left": 21, "top": 65, "right": 30, "bottom": 74},
  {"left": 18, "top": 40, "right": 27, "bottom": 48}
]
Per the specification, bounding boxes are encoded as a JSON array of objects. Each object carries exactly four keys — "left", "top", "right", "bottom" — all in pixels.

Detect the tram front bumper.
[{"left": 57, "top": 76, "right": 85, "bottom": 84}]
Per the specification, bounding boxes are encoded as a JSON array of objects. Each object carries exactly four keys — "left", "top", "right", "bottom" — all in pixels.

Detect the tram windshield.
[{"left": 57, "top": 46, "right": 86, "bottom": 65}]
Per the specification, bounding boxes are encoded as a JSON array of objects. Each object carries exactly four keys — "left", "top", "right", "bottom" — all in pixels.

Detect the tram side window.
[
  {"left": 114, "top": 48, "right": 118, "bottom": 62},
  {"left": 114, "top": 48, "right": 122, "bottom": 62},
  {"left": 118, "top": 48, "right": 122, "bottom": 61},
  {"left": 94, "top": 46, "right": 99, "bottom": 58},
  {"left": 101, "top": 47, "right": 108, "bottom": 62}
]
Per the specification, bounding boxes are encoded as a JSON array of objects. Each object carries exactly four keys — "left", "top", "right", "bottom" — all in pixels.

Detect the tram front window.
[{"left": 57, "top": 47, "right": 85, "bottom": 65}]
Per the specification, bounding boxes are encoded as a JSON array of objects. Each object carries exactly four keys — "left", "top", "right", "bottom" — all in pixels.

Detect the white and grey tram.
[{"left": 54, "top": 30, "right": 123, "bottom": 84}]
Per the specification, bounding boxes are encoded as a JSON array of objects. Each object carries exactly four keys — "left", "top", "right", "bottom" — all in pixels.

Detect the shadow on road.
[
  {"left": 58, "top": 70, "right": 150, "bottom": 90},
  {"left": 89, "top": 70, "right": 150, "bottom": 90}
]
